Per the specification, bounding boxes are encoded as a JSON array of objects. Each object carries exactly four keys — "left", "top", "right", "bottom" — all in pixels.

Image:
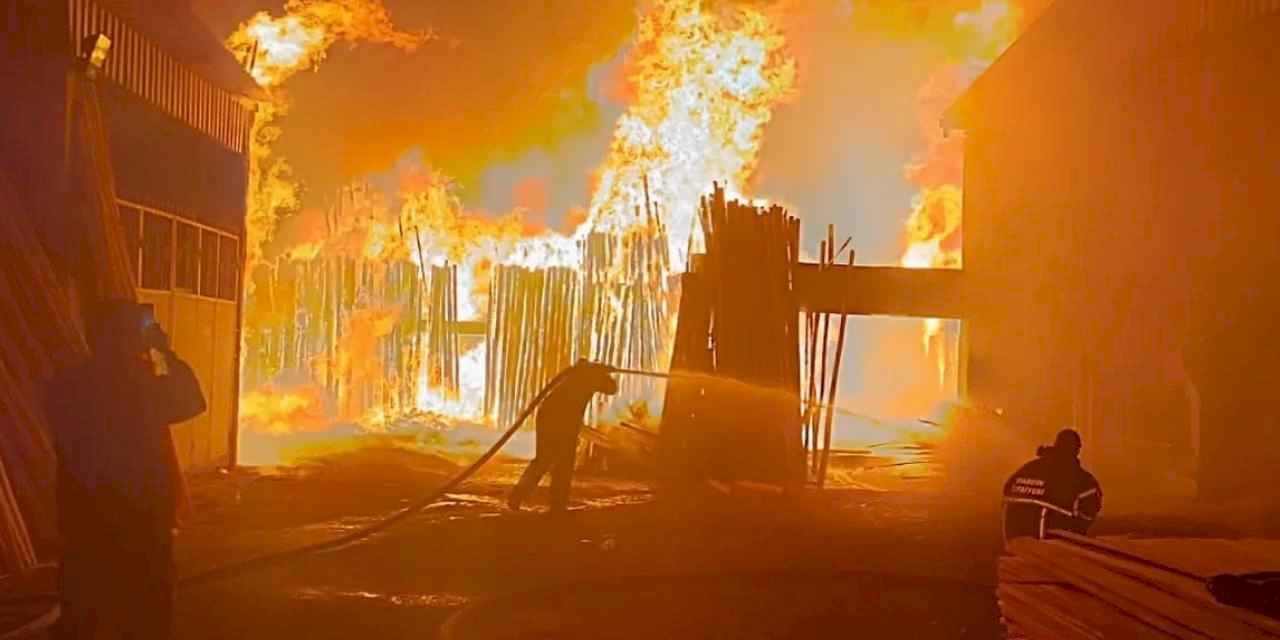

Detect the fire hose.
[
  {"left": 178, "top": 366, "right": 583, "bottom": 589},
  {"left": 0, "top": 365, "right": 895, "bottom": 628},
  {"left": 0, "top": 365, "right": 586, "bottom": 630}
]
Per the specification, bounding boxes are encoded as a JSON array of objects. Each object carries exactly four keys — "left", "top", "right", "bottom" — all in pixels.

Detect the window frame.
[
  {"left": 200, "top": 228, "right": 220, "bottom": 298},
  {"left": 218, "top": 235, "right": 240, "bottom": 302},
  {"left": 117, "top": 204, "right": 142, "bottom": 285},
  {"left": 121, "top": 199, "right": 241, "bottom": 303},
  {"left": 140, "top": 210, "right": 174, "bottom": 292},
  {"left": 174, "top": 221, "right": 201, "bottom": 294}
]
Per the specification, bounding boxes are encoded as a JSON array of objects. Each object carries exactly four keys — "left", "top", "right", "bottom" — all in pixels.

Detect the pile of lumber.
[
  {"left": 0, "top": 170, "right": 66, "bottom": 574},
  {"left": 244, "top": 253, "right": 426, "bottom": 423},
  {"left": 1001, "top": 531, "right": 1280, "bottom": 639},
  {"left": 659, "top": 183, "right": 803, "bottom": 486},
  {"left": 487, "top": 178, "right": 674, "bottom": 432},
  {"left": 484, "top": 265, "right": 579, "bottom": 429},
  {"left": 242, "top": 183, "right": 466, "bottom": 425},
  {"left": 425, "top": 263, "right": 460, "bottom": 400},
  {"left": 576, "top": 210, "right": 675, "bottom": 423},
  {"left": 0, "top": 67, "right": 147, "bottom": 571}
]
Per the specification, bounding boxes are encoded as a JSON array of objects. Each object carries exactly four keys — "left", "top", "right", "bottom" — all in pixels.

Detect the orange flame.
[
  {"left": 227, "top": 0, "right": 429, "bottom": 89},
  {"left": 896, "top": 2, "right": 1024, "bottom": 387},
  {"left": 240, "top": 384, "right": 330, "bottom": 436},
  {"left": 581, "top": 0, "right": 796, "bottom": 269},
  {"left": 232, "top": 0, "right": 800, "bottom": 453},
  {"left": 227, "top": 0, "right": 427, "bottom": 282}
]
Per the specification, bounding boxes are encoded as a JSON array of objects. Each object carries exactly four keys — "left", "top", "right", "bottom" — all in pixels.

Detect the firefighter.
[
  {"left": 46, "top": 300, "right": 206, "bottom": 640},
  {"left": 1002, "top": 429, "right": 1102, "bottom": 543},
  {"left": 508, "top": 359, "right": 618, "bottom": 514}
]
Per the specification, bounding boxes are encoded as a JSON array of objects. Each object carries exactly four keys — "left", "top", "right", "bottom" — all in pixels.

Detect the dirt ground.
[
  {"left": 159, "top": 442, "right": 1001, "bottom": 639},
  {"left": 6, "top": 440, "right": 1277, "bottom": 638}
]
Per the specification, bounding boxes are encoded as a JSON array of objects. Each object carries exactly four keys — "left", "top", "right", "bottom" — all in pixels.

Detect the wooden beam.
[{"left": 793, "top": 264, "right": 968, "bottom": 319}]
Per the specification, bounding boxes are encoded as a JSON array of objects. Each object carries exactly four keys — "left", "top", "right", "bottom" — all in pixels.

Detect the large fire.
[
  {"left": 582, "top": 0, "right": 795, "bottom": 269},
  {"left": 894, "top": 1, "right": 1025, "bottom": 387},
  {"left": 230, "top": 0, "right": 795, "bottom": 462},
  {"left": 228, "top": 0, "right": 1041, "bottom": 465},
  {"left": 226, "top": 0, "right": 429, "bottom": 280}
]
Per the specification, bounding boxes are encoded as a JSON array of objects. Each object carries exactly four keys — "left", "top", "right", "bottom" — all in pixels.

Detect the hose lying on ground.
[
  {"left": 178, "top": 367, "right": 576, "bottom": 589},
  {"left": 0, "top": 369, "right": 580, "bottom": 637},
  {"left": 10, "top": 366, "right": 904, "bottom": 598}
]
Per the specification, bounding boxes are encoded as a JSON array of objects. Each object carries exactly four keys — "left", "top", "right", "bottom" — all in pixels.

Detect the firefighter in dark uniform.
[
  {"left": 508, "top": 359, "right": 618, "bottom": 514},
  {"left": 1002, "top": 429, "right": 1102, "bottom": 543},
  {"left": 46, "top": 301, "right": 206, "bottom": 640}
]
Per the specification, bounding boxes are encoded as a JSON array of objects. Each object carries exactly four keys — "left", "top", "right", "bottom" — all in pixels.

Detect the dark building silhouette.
[
  {"left": 947, "top": 0, "right": 1280, "bottom": 501},
  {"left": 0, "top": 0, "right": 260, "bottom": 568}
]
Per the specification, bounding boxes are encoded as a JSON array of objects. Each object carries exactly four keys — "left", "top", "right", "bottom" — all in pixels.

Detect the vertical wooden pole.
[
  {"left": 449, "top": 263, "right": 459, "bottom": 398},
  {"left": 817, "top": 251, "right": 855, "bottom": 487},
  {"left": 812, "top": 241, "right": 831, "bottom": 474}
]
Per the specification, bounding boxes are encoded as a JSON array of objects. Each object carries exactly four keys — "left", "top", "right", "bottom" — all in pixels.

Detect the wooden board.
[{"left": 1000, "top": 534, "right": 1280, "bottom": 640}]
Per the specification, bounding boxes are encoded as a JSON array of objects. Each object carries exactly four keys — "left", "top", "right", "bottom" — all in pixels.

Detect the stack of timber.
[
  {"left": 426, "top": 264, "right": 460, "bottom": 402},
  {"left": 577, "top": 199, "right": 675, "bottom": 423},
  {"left": 241, "top": 185, "right": 443, "bottom": 426},
  {"left": 0, "top": 171, "right": 69, "bottom": 574},
  {"left": 1000, "top": 531, "right": 1280, "bottom": 639},
  {"left": 242, "top": 253, "right": 424, "bottom": 423},
  {"left": 486, "top": 181, "right": 673, "bottom": 464},
  {"left": 0, "top": 68, "right": 149, "bottom": 572},
  {"left": 484, "top": 265, "right": 580, "bottom": 429},
  {"left": 659, "top": 183, "right": 803, "bottom": 487}
]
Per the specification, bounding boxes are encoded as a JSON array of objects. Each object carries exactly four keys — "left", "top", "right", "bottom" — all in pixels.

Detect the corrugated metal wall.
[
  {"left": 68, "top": 0, "right": 249, "bottom": 472},
  {"left": 67, "top": 0, "right": 254, "bottom": 154}
]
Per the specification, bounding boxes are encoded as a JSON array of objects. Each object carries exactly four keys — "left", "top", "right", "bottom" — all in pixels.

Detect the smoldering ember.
[{"left": 2, "top": 1, "right": 1280, "bottom": 638}]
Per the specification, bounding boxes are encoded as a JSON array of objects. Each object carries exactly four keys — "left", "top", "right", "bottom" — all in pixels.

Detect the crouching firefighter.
[
  {"left": 508, "top": 359, "right": 618, "bottom": 514},
  {"left": 1002, "top": 429, "right": 1102, "bottom": 543}
]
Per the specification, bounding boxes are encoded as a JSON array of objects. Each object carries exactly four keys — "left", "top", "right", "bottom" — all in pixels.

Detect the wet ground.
[
  {"left": 161, "top": 442, "right": 1003, "bottom": 639},
  {"left": 8, "top": 439, "right": 1274, "bottom": 638}
]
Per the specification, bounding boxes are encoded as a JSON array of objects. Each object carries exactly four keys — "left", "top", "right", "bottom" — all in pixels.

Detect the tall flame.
[
  {"left": 582, "top": 0, "right": 796, "bottom": 269},
  {"left": 227, "top": 0, "right": 428, "bottom": 280},
  {"left": 227, "top": 0, "right": 430, "bottom": 89},
  {"left": 230, "top": 0, "right": 799, "bottom": 455},
  {"left": 896, "top": 1, "right": 1023, "bottom": 386}
]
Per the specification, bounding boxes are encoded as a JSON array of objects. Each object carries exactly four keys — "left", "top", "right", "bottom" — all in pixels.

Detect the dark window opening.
[
  {"left": 218, "top": 236, "right": 239, "bottom": 301},
  {"left": 175, "top": 222, "right": 199, "bottom": 293},
  {"left": 141, "top": 212, "right": 172, "bottom": 290},
  {"left": 201, "top": 229, "right": 219, "bottom": 297}
]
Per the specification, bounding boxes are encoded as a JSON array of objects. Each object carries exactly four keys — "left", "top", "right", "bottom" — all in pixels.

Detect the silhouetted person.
[
  {"left": 45, "top": 300, "right": 206, "bottom": 640},
  {"left": 1002, "top": 429, "right": 1102, "bottom": 543},
  {"left": 508, "top": 359, "right": 618, "bottom": 514}
]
